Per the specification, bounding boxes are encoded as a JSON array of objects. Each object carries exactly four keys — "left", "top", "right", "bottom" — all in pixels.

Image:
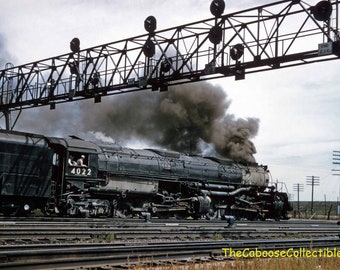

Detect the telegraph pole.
[
  {"left": 332, "top": 150, "right": 340, "bottom": 215},
  {"left": 306, "top": 176, "right": 320, "bottom": 213},
  {"left": 332, "top": 150, "right": 340, "bottom": 176},
  {"left": 293, "top": 183, "right": 304, "bottom": 218}
]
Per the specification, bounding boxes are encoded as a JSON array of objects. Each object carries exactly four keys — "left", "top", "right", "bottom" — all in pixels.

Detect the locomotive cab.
[
  {"left": 65, "top": 152, "right": 99, "bottom": 189},
  {"left": 46, "top": 136, "right": 111, "bottom": 217}
]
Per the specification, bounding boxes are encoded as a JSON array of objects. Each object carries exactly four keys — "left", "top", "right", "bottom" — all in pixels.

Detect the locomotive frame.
[{"left": 0, "top": 130, "right": 291, "bottom": 220}]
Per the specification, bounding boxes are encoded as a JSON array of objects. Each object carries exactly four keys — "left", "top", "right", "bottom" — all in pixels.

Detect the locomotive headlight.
[{"left": 23, "top": 204, "right": 30, "bottom": 211}]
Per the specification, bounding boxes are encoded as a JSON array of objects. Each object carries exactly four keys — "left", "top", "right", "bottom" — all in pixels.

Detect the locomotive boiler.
[{"left": 0, "top": 130, "right": 291, "bottom": 220}]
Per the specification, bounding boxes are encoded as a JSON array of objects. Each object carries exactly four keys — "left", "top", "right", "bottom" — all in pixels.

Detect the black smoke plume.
[
  {"left": 1, "top": 31, "right": 258, "bottom": 163},
  {"left": 82, "top": 82, "right": 259, "bottom": 163},
  {"left": 14, "top": 81, "right": 259, "bottom": 163}
]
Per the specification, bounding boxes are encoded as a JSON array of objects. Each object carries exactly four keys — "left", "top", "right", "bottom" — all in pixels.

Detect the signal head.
[
  {"left": 210, "top": 0, "right": 225, "bottom": 17},
  {"left": 311, "top": 1, "right": 332, "bottom": 22},
  {"left": 144, "top": 16, "right": 157, "bottom": 33},
  {"left": 70, "top": 38, "right": 80, "bottom": 53},
  {"left": 230, "top": 44, "right": 244, "bottom": 60}
]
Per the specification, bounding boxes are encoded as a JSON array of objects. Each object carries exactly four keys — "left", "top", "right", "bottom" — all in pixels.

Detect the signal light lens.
[
  {"left": 230, "top": 44, "right": 244, "bottom": 60},
  {"left": 70, "top": 37, "right": 80, "bottom": 53},
  {"left": 144, "top": 16, "right": 157, "bottom": 33},
  {"left": 209, "top": 26, "right": 223, "bottom": 44},
  {"left": 311, "top": 1, "right": 332, "bottom": 22},
  {"left": 210, "top": 0, "right": 225, "bottom": 17}
]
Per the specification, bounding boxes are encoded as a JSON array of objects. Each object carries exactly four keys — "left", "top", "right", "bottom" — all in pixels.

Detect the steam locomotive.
[{"left": 0, "top": 130, "right": 291, "bottom": 220}]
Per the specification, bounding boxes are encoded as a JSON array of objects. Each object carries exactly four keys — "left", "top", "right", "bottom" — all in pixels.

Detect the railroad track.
[
  {"left": 0, "top": 218, "right": 339, "bottom": 244},
  {"left": 1, "top": 237, "right": 340, "bottom": 269},
  {"left": 0, "top": 218, "right": 339, "bottom": 269}
]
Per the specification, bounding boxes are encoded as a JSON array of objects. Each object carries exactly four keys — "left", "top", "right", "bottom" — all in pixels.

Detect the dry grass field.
[
  {"left": 130, "top": 257, "right": 339, "bottom": 270},
  {"left": 290, "top": 201, "right": 340, "bottom": 220}
]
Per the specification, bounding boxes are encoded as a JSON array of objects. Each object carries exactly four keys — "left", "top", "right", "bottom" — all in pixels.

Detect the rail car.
[{"left": 0, "top": 130, "right": 291, "bottom": 220}]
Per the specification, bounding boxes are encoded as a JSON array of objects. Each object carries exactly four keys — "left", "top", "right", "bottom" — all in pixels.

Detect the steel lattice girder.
[{"left": 0, "top": 0, "right": 340, "bottom": 113}]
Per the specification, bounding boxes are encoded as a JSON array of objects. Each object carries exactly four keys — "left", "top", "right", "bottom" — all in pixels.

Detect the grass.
[
  {"left": 129, "top": 257, "right": 340, "bottom": 270},
  {"left": 290, "top": 201, "right": 340, "bottom": 220}
]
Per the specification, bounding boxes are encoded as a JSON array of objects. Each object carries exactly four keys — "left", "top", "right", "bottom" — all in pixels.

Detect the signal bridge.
[{"left": 0, "top": 0, "right": 340, "bottom": 130}]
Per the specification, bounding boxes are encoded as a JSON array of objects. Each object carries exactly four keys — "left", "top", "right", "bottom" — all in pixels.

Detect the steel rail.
[
  {"left": 0, "top": 237, "right": 339, "bottom": 269},
  {"left": 1, "top": 219, "right": 339, "bottom": 244}
]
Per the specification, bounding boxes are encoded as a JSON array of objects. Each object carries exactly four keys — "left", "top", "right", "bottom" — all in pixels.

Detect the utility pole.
[
  {"left": 306, "top": 176, "right": 320, "bottom": 213},
  {"left": 293, "top": 183, "right": 304, "bottom": 218},
  {"left": 332, "top": 150, "right": 340, "bottom": 216},
  {"left": 333, "top": 150, "right": 340, "bottom": 176}
]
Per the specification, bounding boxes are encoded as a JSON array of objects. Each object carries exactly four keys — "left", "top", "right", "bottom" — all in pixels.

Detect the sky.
[{"left": 1, "top": 0, "right": 340, "bottom": 202}]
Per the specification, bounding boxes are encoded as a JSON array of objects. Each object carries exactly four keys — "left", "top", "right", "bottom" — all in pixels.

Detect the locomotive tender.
[{"left": 0, "top": 130, "right": 291, "bottom": 220}]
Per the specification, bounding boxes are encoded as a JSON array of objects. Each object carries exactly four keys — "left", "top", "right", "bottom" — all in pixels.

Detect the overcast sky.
[{"left": 1, "top": 0, "right": 340, "bottom": 202}]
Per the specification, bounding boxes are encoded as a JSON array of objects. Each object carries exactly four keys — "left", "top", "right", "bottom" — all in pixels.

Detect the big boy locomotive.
[{"left": 0, "top": 130, "right": 291, "bottom": 220}]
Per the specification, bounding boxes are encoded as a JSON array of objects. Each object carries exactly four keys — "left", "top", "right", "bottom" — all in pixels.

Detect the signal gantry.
[{"left": 0, "top": 0, "right": 339, "bottom": 130}]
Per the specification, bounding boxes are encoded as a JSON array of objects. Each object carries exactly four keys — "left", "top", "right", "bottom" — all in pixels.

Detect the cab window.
[{"left": 68, "top": 152, "right": 88, "bottom": 167}]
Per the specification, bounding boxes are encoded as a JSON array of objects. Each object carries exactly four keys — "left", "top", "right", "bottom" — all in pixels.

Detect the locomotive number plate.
[{"left": 69, "top": 167, "right": 92, "bottom": 177}]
